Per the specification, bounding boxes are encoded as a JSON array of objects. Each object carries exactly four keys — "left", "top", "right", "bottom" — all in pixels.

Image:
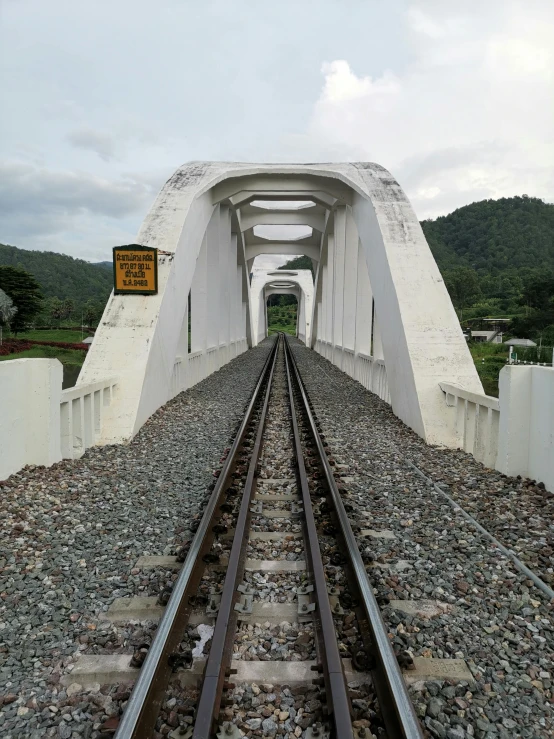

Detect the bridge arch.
[
  {"left": 251, "top": 269, "right": 314, "bottom": 346},
  {"left": 79, "top": 162, "right": 482, "bottom": 447}
]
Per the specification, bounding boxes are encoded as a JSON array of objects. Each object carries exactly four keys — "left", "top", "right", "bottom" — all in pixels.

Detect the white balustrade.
[
  {"left": 170, "top": 339, "right": 248, "bottom": 399},
  {"left": 313, "top": 341, "right": 391, "bottom": 405},
  {"left": 60, "top": 377, "right": 118, "bottom": 459},
  {"left": 439, "top": 382, "right": 500, "bottom": 469}
]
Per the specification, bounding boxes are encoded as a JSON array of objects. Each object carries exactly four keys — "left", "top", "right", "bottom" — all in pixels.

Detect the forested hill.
[
  {"left": 421, "top": 196, "right": 554, "bottom": 273},
  {"left": 0, "top": 243, "right": 113, "bottom": 304}
]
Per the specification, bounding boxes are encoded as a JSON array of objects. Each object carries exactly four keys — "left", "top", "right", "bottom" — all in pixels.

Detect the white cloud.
[
  {"left": 1, "top": 0, "right": 553, "bottom": 261},
  {"left": 0, "top": 161, "right": 155, "bottom": 260},
  {"left": 319, "top": 61, "right": 400, "bottom": 103},
  {"left": 66, "top": 129, "right": 118, "bottom": 162},
  {"left": 253, "top": 255, "right": 293, "bottom": 270},
  {"left": 300, "top": 1, "right": 554, "bottom": 217}
]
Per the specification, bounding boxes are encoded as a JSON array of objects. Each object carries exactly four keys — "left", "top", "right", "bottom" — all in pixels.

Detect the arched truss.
[
  {"left": 79, "top": 162, "right": 483, "bottom": 447},
  {"left": 250, "top": 269, "right": 314, "bottom": 346}
]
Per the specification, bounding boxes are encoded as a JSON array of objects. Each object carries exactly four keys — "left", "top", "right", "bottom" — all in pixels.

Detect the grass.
[
  {"left": 268, "top": 323, "right": 296, "bottom": 336},
  {"left": 6, "top": 329, "right": 89, "bottom": 343},
  {"left": 468, "top": 342, "right": 508, "bottom": 397},
  {"left": 0, "top": 345, "right": 85, "bottom": 365}
]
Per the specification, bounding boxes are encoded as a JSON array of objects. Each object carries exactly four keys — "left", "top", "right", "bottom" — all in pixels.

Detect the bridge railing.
[
  {"left": 439, "top": 382, "right": 500, "bottom": 468},
  {"left": 170, "top": 339, "right": 249, "bottom": 398},
  {"left": 440, "top": 366, "right": 554, "bottom": 491},
  {"left": 60, "top": 377, "right": 119, "bottom": 459},
  {"left": 314, "top": 340, "right": 391, "bottom": 404}
]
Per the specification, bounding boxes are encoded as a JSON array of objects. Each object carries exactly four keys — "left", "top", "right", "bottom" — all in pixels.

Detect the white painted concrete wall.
[
  {"left": 0, "top": 359, "right": 118, "bottom": 481},
  {"left": 0, "top": 359, "right": 62, "bottom": 480},
  {"left": 496, "top": 365, "right": 554, "bottom": 491},
  {"left": 79, "top": 188, "right": 250, "bottom": 443},
  {"left": 439, "top": 365, "right": 554, "bottom": 492},
  {"left": 78, "top": 161, "right": 480, "bottom": 448},
  {"left": 250, "top": 268, "right": 314, "bottom": 346}
]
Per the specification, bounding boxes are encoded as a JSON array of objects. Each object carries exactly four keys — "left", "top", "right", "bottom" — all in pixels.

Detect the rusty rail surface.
[{"left": 284, "top": 334, "right": 424, "bottom": 739}]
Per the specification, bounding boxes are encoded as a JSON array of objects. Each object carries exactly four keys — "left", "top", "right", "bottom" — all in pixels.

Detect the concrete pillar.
[
  {"left": 191, "top": 235, "right": 208, "bottom": 353},
  {"left": 233, "top": 260, "right": 242, "bottom": 343},
  {"left": 298, "top": 292, "right": 306, "bottom": 342},
  {"left": 373, "top": 308, "right": 384, "bottom": 360},
  {"left": 355, "top": 240, "right": 372, "bottom": 356},
  {"left": 206, "top": 205, "right": 220, "bottom": 350},
  {"left": 320, "top": 262, "right": 328, "bottom": 343},
  {"left": 219, "top": 206, "right": 231, "bottom": 348},
  {"left": 342, "top": 208, "right": 358, "bottom": 351},
  {"left": 325, "top": 235, "right": 335, "bottom": 348},
  {"left": 0, "top": 358, "right": 63, "bottom": 480},
  {"left": 333, "top": 206, "right": 346, "bottom": 350},
  {"left": 176, "top": 296, "right": 189, "bottom": 358}
]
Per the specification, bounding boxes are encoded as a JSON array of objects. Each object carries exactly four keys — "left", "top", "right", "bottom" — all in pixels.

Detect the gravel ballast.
[
  {"left": 290, "top": 339, "right": 553, "bottom": 739},
  {"left": 0, "top": 340, "right": 274, "bottom": 738}
]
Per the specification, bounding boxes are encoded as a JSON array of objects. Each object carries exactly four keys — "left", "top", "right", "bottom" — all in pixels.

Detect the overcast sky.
[{"left": 1, "top": 0, "right": 553, "bottom": 266}]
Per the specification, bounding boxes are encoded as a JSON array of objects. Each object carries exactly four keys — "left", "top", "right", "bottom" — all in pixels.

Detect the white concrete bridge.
[{"left": 1, "top": 162, "right": 553, "bottom": 491}]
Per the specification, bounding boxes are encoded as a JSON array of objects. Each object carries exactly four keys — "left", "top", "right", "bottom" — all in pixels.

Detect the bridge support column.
[
  {"left": 191, "top": 235, "right": 208, "bottom": 355},
  {"left": 325, "top": 235, "right": 335, "bottom": 359},
  {"left": 332, "top": 207, "right": 346, "bottom": 367},
  {"left": 342, "top": 209, "right": 359, "bottom": 377},
  {"left": 319, "top": 261, "right": 329, "bottom": 350},
  {"left": 206, "top": 207, "right": 220, "bottom": 365},
  {"left": 355, "top": 240, "right": 372, "bottom": 357},
  {"left": 218, "top": 206, "right": 232, "bottom": 365}
]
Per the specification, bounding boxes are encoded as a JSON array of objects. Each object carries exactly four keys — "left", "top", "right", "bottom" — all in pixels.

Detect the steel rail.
[
  {"left": 284, "top": 339, "right": 354, "bottom": 738},
  {"left": 284, "top": 335, "right": 424, "bottom": 739},
  {"left": 115, "top": 337, "right": 279, "bottom": 739},
  {"left": 193, "top": 335, "right": 279, "bottom": 738}
]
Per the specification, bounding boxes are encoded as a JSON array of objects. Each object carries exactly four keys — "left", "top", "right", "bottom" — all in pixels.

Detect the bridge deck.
[{"left": 1, "top": 339, "right": 552, "bottom": 737}]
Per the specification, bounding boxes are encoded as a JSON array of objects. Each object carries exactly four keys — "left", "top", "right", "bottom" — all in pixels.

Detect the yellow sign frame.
[{"left": 113, "top": 244, "right": 158, "bottom": 295}]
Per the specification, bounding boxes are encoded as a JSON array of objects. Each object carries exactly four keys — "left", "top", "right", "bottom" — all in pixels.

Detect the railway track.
[{"left": 114, "top": 334, "right": 423, "bottom": 739}]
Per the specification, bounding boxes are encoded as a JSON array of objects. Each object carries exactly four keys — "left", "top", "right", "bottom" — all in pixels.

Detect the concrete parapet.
[
  {"left": 497, "top": 365, "right": 554, "bottom": 491},
  {"left": 0, "top": 358, "right": 63, "bottom": 480}
]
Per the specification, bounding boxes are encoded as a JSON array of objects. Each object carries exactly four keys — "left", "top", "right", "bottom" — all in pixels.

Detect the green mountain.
[
  {"left": 421, "top": 195, "right": 554, "bottom": 274},
  {"left": 0, "top": 243, "right": 113, "bottom": 305}
]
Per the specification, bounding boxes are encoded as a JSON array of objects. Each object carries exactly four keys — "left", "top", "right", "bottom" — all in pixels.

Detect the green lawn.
[
  {"left": 0, "top": 345, "right": 85, "bottom": 388},
  {"left": 0, "top": 345, "right": 85, "bottom": 365},
  {"left": 468, "top": 342, "right": 508, "bottom": 397},
  {"left": 268, "top": 324, "right": 296, "bottom": 336},
  {"left": 7, "top": 329, "right": 89, "bottom": 343}
]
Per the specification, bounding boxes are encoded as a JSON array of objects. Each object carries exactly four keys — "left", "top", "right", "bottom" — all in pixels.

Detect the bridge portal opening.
[{"left": 267, "top": 292, "right": 298, "bottom": 337}]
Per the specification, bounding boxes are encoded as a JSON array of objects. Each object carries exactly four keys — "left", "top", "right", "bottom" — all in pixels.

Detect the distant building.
[
  {"left": 504, "top": 338, "right": 537, "bottom": 347},
  {"left": 469, "top": 317, "right": 510, "bottom": 344}
]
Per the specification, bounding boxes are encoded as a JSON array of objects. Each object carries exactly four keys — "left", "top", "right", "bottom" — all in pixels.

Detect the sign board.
[{"left": 113, "top": 244, "right": 158, "bottom": 295}]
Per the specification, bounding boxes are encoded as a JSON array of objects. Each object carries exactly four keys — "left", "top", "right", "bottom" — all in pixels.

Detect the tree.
[
  {"left": 83, "top": 300, "right": 102, "bottom": 326},
  {"left": 279, "top": 256, "right": 314, "bottom": 276},
  {"left": 0, "top": 266, "right": 43, "bottom": 334},
  {"left": 62, "top": 298, "right": 75, "bottom": 321},
  {"left": 520, "top": 273, "right": 554, "bottom": 311},
  {"left": 0, "top": 288, "right": 17, "bottom": 327},
  {"left": 46, "top": 297, "right": 64, "bottom": 324},
  {"left": 443, "top": 267, "right": 481, "bottom": 311}
]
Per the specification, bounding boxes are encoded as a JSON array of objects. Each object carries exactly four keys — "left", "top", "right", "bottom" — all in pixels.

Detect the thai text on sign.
[{"left": 113, "top": 245, "right": 158, "bottom": 294}]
